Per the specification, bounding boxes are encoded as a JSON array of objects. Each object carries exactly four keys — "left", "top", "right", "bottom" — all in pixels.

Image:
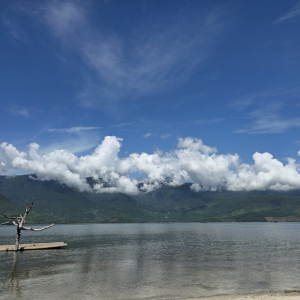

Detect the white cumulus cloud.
[{"left": 1, "top": 136, "right": 300, "bottom": 194}]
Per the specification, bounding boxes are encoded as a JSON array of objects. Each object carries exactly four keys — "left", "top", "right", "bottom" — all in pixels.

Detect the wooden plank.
[{"left": 0, "top": 242, "right": 67, "bottom": 252}]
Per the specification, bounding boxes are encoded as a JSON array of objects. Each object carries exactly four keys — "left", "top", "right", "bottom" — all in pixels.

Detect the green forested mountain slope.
[
  {"left": 0, "top": 193, "right": 20, "bottom": 213},
  {"left": 133, "top": 183, "right": 300, "bottom": 222},
  {"left": 0, "top": 193, "right": 66, "bottom": 224},
  {"left": 1, "top": 175, "right": 300, "bottom": 223},
  {"left": 0, "top": 175, "right": 162, "bottom": 223}
]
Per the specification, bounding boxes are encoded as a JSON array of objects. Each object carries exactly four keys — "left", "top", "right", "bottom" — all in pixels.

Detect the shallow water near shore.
[{"left": 1, "top": 223, "right": 300, "bottom": 300}]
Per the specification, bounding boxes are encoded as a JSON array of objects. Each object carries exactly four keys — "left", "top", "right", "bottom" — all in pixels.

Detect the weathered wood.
[
  {"left": 1, "top": 203, "right": 55, "bottom": 251},
  {"left": 22, "top": 224, "right": 54, "bottom": 231},
  {"left": 284, "top": 289, "right": 300, "bottom": 293},
  {"left": 0, "top": 242, "right": 67, "bottom": 252},
  {"left": 15, "top": 227, "right": 20, "bottom": 251}
]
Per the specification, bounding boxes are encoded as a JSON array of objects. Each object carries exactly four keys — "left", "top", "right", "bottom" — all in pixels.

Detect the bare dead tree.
[{"left": 0, "top": 203, "right": 54, "bottom": 251}]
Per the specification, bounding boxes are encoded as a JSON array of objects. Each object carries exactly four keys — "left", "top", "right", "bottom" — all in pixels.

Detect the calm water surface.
[{"left": 1, "top": 223, "right": 300, "bottom": 300}]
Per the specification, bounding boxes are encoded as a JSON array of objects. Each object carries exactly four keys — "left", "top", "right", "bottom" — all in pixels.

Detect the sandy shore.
[{"left": 176, "top": 291, "right": 300, "bottom": 300}]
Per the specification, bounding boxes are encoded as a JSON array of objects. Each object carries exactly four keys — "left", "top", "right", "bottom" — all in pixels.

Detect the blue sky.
[{"left": 0, "top": 0, "right": 300, "bottom": 192}]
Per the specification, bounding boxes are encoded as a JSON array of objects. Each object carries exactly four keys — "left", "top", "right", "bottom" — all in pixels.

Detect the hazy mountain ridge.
[{"left": 1, "top": 175, "right": 300, "bottom": 223}]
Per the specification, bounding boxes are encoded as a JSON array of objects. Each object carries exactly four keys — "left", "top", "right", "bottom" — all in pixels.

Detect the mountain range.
[{"left": 1, "top": 175, "right": 300, "bottom": 224}]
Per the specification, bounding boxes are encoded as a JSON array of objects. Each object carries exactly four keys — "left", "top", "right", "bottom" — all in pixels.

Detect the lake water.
[{"left": 1, "top": 223, "right": 300, "bottom": 300}]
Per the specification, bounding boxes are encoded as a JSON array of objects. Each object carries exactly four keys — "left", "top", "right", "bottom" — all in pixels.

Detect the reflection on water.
[
  {"left": 1, "top": 223, "right": 300, "bottom": 300},
  {"left": 10, "top": 253, "right": 21, "bottom": 300}
]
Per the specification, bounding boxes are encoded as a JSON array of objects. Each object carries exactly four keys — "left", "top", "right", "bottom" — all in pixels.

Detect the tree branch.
[
  {"left": 22, "top": 203, "right": 33, "bottom": 225},
  {"left": 0, "top": 220, "right": 12, "bottom": 225},
  {"left": 21, "top": 224, "right": 54, "bottom": 231},
  {"left": 25, "top": 203, "right": 33, "bottom": 215},
  {"left": 1, "top": 213, "right": 18, "bottom": 220}
]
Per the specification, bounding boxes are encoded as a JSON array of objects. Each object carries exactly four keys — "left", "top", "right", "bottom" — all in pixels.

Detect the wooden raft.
[{"left": 0, "top": 242, "right": 67, "bottom": 252}]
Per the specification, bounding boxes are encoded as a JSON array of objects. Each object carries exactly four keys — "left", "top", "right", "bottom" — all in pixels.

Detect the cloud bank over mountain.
[{"left": 1, "top": 136, "right": 300, "bottom": 194}]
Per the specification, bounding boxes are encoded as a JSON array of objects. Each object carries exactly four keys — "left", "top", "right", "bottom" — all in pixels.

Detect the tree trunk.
[{"left": 14, "top": 228, "right": 21, "bottom": 252}]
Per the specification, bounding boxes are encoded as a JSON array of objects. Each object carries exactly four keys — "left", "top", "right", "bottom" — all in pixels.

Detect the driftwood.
[
  {"left": 284, "top": 289, "right": 300, "bottom": 293},
  {"left": 0, "top": 203, "right": 54, "bottom": 251},
  {"left": 0, "top": 242, "right": 67, "bottom": 252}
]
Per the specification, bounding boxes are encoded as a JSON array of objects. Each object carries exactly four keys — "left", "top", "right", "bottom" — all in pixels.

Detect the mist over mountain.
[
  {"left": 1, "top": 136, "right": 300, "bottom": 196},
  {"left": 1, "top": 174, "right": 300, "bottom": 224}
]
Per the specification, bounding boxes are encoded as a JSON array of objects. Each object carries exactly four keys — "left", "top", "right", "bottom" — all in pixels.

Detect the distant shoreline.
[{"left": 3, "top": 220, "right": 300, "bottom": 225}]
